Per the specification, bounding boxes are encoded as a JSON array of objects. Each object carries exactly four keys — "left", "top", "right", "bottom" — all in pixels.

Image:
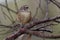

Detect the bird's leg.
[
  {"left": 21, "top": 34, "right": 31, "bottom": 40},
  {"left": 27, "top": 34, "right": 32, "bottom": 40}
]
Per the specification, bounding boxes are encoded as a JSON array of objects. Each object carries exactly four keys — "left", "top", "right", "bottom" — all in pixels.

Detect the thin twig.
[
  {"left": 1, "top": 6, "right": 13, "bottom": 22},
  {"left": 14, "top": 0, "right": 18, "bottom": 11},
  {"left": 31, "top": 23, "right": 57, "bottom": 31},
  {"left": 50, "top": 0, "right": 60, "bottom": 8},
  {"left": 0, "top": 4, "right": 17, "bottom": 13},
  {"left": 0, "top": 24, "right": 12, "bottom": 28},
  {"left": 5, "top": 0, "right": 14, "bottom": 23}
]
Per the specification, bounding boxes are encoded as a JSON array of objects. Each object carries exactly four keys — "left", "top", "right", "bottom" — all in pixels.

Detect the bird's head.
[
  {"left": 20, "top": 5, "right": 29, "bottom": 11},
  {"left": 17, "top": 5, "right": 29, "bottom": 14}
]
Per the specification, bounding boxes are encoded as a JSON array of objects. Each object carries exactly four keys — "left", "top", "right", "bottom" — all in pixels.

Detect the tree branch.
[
  {"left": 1, "top": 6, "right": 13, "bottom": 22},
  {"left": 5, "top": 15, "right": 60, "bottom": 40},
  {"left": 0, "top": 4, "right": 17, "bottom": 13},
  {"left": 5, "top": 0, "right": 14, "bottom": 22},
  {"left": 50, "top": 0, "right": 60, "bottom": 8},
  {"left": 31, "top": 23, "right": 57, "bottom": 33},
  {"left": 0, "top": 24, "right": 12, "bottom": 28},
  {"left": 26, "top": 30, "right": 60, "bottom": 39},
  {"left": 5, "top": 28, "right": 26, "bottom": 40},
  {"left": 24, "top": 15, "right": 60, "bottom": 29},
  {"left": 14, "top": 0, "right": 18, "bottom": 11}
]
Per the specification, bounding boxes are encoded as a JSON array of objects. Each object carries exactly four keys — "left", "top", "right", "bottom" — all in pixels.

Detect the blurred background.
[{"left": 0, "top": 0, "right": 60, "bottom": 40}]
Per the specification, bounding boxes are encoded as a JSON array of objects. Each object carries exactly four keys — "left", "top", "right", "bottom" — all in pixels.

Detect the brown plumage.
[{"left": 17, "top": 5, "right": 31, "bottom": 24}]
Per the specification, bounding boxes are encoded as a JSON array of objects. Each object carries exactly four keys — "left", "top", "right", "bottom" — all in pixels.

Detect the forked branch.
[{"left": 5, "top": 15, "right": 60, "bottom": 40}]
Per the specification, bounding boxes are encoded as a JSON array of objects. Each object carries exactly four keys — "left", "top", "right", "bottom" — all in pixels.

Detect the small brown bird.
[
  {"left": 17, "top": 5, "right": 31, "bottom": 24},
  {"left": 16, "top": 5, "right": 32, "bottom": 40}
]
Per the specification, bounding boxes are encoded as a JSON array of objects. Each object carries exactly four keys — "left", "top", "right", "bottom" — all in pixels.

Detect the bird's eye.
[{"left": 25, "top": 7, "right": 28, "bottom": 9}]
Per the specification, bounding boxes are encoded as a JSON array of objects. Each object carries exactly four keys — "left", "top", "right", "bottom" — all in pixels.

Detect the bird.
[
  {"left": 16, "top": 5, "right": 32, "bottom": 40},
  {"left": 16, "top": 5, "right": 31, "bottom": 25}
]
